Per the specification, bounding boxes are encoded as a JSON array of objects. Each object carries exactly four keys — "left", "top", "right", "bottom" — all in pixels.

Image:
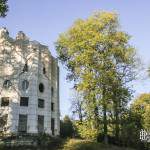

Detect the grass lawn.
[{"left": 62, "top": 139, "right": 135, "bottom": 150}]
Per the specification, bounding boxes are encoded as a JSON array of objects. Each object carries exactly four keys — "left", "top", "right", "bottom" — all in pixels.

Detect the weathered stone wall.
[{"left": 0, "top": 28, "right": 60, "bottom": 135}]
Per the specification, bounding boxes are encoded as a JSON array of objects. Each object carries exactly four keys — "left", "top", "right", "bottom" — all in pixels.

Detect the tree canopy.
[
  {"left": 56, "top": 11, "right": 138, "bottom": 143},
  {"left": 0, "top": 0, "right": 8, "bottom": 17}
]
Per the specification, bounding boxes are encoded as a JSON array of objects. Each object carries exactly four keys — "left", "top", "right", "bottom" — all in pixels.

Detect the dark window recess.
[
  {"left": 1, "top": 97, "right": 9, "bottom": 106},
  {"left": 0, "top": 114, "right": 8, "bottom": 129},
  {"left": 38, "top": 115, "right": 44, "bottom": 133},
  {"left": 20, "top": 97, "right": 29, "bottom": 106},
  {"left": 3, "top": 80, "right": 12, "bottom": 89},
  {"left": 39, "top": 83, "right": 44, "bottom": 93},
  {"left": 23, "top": 63, "right": 28, "bottom": 72},
  {"left": 38, "top": 99, "right": 44, "bottom": 108},
  {"left": 43, "top": 67, "right": 46, "bottom": 74},
  {"left": 18, "top": 114, "right": 27, "bottom": 133},
  {"left": 51, "top": 102, "right": 54, "bottom": 111},
  {"left": 51, "top": 87, "right": 54, "bottom": 97},
  {"left": 22, "top": 80, "right": 29, "bottom": 91},
  {"left": 51, "top": 118, "right": 55, "bottom": 136}
]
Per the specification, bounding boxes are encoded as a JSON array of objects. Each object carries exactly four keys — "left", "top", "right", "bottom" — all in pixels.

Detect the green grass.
[
  {"left": 0, "top": 138, "right": 136, "bottom": 150},
  {"left": 62, "top": 139, "right": 135, "bottom": 150}
]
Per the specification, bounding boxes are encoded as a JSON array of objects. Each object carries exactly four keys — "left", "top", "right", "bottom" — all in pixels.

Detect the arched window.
[
  {"left": 3, "top": 80, "right": 11, "bottom": 89},
  {"left": 39, "top": 83, "right": 44, "bottom": 93},
  {"left": 43, "top": 67, "right": 46, "bottom": 74},
  {"left": 22, "top": 80, "right": 29, "bottom": 91}
]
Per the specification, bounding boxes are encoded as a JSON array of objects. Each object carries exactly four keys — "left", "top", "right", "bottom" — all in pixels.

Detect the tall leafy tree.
[
  {"left": 0, "top": 0, "right": 8, "bottom": 17},
  {"left": 56, "top": 11, "right": 138, "bottom": 143}
]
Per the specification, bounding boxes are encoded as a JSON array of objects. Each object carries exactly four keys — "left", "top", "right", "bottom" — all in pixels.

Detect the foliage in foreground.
[
  {"left": 62, "top": 139, "right": 135, "bottom": 150},
  {"left": 0, "top": 134, "right": 63, "bottom": 150},
  {"left": 75, "top": 121, "right": 100, "bottom": 140},
  {"left": 131, "top": 93, "right": 150, "bottom": 130}
]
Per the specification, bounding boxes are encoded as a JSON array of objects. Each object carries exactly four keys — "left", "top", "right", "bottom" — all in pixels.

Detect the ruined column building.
[{"left": 0, "top": 28, "right": 60, "bottom": 136}]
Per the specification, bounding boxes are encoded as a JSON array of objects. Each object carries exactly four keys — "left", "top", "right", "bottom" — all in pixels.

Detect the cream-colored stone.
[{"left": 0, "top": 28, "right": 60, "bottom": 136}]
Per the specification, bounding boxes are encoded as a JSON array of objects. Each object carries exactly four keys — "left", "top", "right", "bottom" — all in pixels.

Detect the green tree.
[
  {"left": 60, "top": 115, "right": 74, "bottom": 138},
  {"left": 119, "top": 109, "right": 143, "bottom": 148},
  {"left": 131, "top": 93, "right": 150, "bottom": 130},
  {"left": 0, "top": 0, "right": 8, "bottom": 17},
  {"left": 56, "top": 11, "right": 138, "bottom": 143},
  {"left": 143, "top": 105, "right": 150, "bottom": 129},
  {"left": 119, "top": 94, "right": 150, "bottom": 149}
]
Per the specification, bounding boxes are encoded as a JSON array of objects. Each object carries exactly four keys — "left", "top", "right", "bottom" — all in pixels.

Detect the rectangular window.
[
  {"left": 51, "top": 118, "right": 55, "bottom": 135},
  {"left": 38, "top": 99, "right": 44, "bottom": 108},
  {"left": 38, "top": 115, "right": 44, "bottom": 133},
  {"left": 51, "top": 102, "right": 54, "bottom": 111},
  {"left": 18, "top": 114, "right": 27, "bottom": 133},
  {"left": 51, "top": 87, "right": 54, "bottom": 97},
  {"left": 0, "top": 114, "right": 8, "bottom": 130},
  {"left": 20, "top": 97, "right": 29, "bottom": 106},
  {"left": 1, "top": 97, "right": 9, "bottom": 107}
]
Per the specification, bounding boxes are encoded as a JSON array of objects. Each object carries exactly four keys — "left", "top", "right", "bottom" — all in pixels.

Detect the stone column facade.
[{"left": 0, "top": 28, "right": 60, "bottom": 136}]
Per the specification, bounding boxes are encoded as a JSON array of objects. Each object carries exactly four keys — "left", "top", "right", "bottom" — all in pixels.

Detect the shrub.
[
  {"left": 75, "top": 121, "right": 100, "bottom": 141},
  {"left": 60, "top": 116, "right": 74, "bottom": 138}
]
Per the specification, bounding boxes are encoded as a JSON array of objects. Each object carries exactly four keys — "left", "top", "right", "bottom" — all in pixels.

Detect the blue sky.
[{"left": 0, "top": 0, "right": 150, "bottom": 117}]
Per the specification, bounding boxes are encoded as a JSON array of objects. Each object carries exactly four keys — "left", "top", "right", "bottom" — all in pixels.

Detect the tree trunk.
[
  {"left": 79, "top": 107, "right": 83, "bottom": 122},
  {"left": 114, "top": 90, "right": 120, "bottom": 143},
  {"left": 115, "top": 102, "right": 119, "bottom": 142},
  {"left": 103, "top": 102, "right": 108, "bottom": 144},
  {"left": 103, "top": 86, "right": 108, "bottom": 144}
]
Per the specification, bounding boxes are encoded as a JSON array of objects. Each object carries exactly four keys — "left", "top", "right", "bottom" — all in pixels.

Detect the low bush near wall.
[{"left": 0, "top": 134, "right": 63, "bottom": 150}]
